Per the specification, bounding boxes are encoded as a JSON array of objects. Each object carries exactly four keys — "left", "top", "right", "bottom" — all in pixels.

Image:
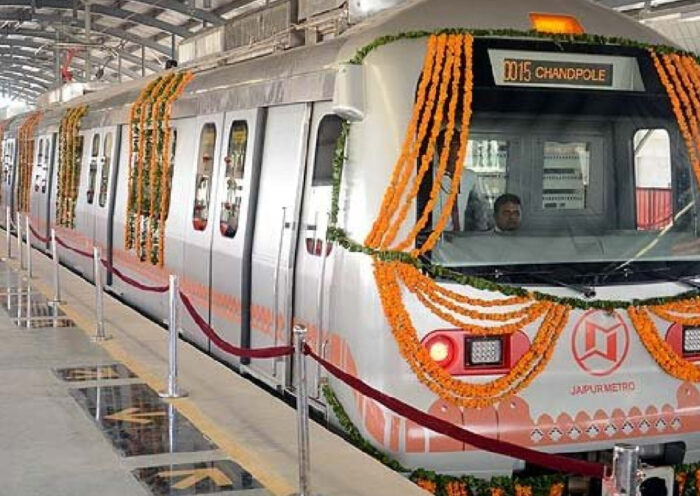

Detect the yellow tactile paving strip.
[
  {"left": 3, "top": 235, "right": 427, "bottom": 496},
  {"left": 12, "top": 258, "right": 296, "bottom": 496}
]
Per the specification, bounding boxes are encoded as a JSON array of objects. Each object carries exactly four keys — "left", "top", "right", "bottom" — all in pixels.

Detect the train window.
[
  {"left": 434, "top": 136, "right": 512, "bottom": 232},
  {"left": 192, "top": 123, "right": 216, "bottom": 231},
  {"left": 87, "top": 134, "right": 100, "bottom": 204},
  {"left": 634, "top": 129, "right": 672, "bottom": 231},
  {"left": 219, "top": 121, "right": 247, "bottom": 238},
  {"left": 41, "top": 138, "right": 50, "bottom": 194},
  {"left": 34, "top": 138, "right": 43, "bottom": 192},
  {"left": 99, "top": 133, "right": 113, "bottom": 207},
  {"left": 312, "top": 115, "right": 343, "bottom": 187}
]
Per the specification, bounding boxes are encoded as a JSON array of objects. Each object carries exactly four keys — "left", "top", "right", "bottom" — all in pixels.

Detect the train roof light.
[{"left": 529, "top": 13, "right": 585, "bottom": 35}]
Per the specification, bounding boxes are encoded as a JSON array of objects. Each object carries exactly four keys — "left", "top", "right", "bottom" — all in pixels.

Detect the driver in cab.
[{"left": 493, "top": 193, "right": 521, "bottom": 232}]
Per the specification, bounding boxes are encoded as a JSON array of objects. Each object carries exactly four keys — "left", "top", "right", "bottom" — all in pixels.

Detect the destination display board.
[
  {"left": 502, "top": 59, "right": 613, "bottom": 87},
  {"left": 489, "top": 49, "right": 645, "bottom": 92}
]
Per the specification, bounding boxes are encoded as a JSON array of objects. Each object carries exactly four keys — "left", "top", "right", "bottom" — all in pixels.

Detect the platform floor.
[{"left": 0, "top": 237, "right": 426, "bottom": 496}]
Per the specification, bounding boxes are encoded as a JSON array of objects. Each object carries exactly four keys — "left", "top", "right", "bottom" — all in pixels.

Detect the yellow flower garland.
[
  {"left": 125, "top": 71, "right": 194, "bottom": 266},
  {"left": 57, "top": 106, "right": 88, "bottom": 228},
  {"left": 16, "top": 112, "right": 42, "bottom": 213}
]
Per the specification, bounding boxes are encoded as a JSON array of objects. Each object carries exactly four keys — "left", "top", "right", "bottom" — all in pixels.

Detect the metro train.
[{"left": 3, "top": 0, "right": 700, "bottom": 479}]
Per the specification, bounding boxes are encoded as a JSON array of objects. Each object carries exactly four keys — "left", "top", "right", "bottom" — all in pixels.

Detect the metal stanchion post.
[
  {"left": 25, "top": 282, "right": 31, "bottom": 329},
  {"left": 5, "top": 206, "right": 11, "bottom": 259},
  {"left": 49, "top": 229, "right": 61, "bottom": 306},
  {"left": 293, "top": 325, "right": 315, "bottom": 496},
  {"left": 16, "top": 212, "right": 23, "bottom": 269},
  {"left": 24, "top": 215, "right": 31, "bottom": 278},
  {"left": 15, "top": 275, "right": 21, "bottom": 322},
  {"left": 91, "top": 247, "right": 111, "bottom": 342},
  {"left": 611, "top": 444, "right": 640, "bottom": 496},
  {"left": 159, "top": 275, "right": 187, "bottom": 398}
]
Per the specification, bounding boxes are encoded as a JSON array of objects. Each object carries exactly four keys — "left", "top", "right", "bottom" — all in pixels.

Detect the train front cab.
[{"left": 334, "top": 33, "right": 700, "bottom": 474}]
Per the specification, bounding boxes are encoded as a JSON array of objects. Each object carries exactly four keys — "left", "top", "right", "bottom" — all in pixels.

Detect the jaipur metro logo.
[{"left": 571, "top": 309, "right": 630, "bottom": 377}]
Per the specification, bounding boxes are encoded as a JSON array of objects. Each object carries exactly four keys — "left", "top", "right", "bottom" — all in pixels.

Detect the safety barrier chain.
[
  {"left": 305, "top": 344, "right": 606, "bottom": 479},
  {"left": 27, "top": 224, "right": 49, "bottom": 244},
  {"left": 47, "top": 230, "right": 169, "bottom": 293},
  {"left": 29, "top": 221, "right": 609, "bottom": 482}
]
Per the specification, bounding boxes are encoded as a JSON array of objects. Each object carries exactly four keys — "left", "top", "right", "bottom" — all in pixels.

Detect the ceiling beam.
[
  {"left": 0, "top": 44, "right": 144, "bottom": 80},
  {"left": 0, "top": 36, "right": 161, "bottom": 72},
  {"left": 122, "top": 0, "right": 223, "bottom": 27},
  {"left": 0, "top": 69, "right": 50, "bottom": 87},
  {"left": 0, "top": 55, "right": 85, "bottom": 83},
  {"left": 5, "top": 15, "right": 172, "bottom": 55},
  {"left": 0, "top": 77, "right": 41, "bottom": 96}
]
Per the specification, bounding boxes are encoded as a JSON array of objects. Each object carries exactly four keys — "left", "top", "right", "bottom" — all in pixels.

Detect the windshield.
[{"left": 421, "top": 40, "right": 700, "bottom": 286}]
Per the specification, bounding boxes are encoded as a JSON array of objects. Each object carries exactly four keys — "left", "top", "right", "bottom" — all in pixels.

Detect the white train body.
[{"left": 3, "top": 0, "right": 700, "bottom": 476}]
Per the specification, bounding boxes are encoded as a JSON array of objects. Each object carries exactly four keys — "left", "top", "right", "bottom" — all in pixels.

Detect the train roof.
[{"left": 3, "top": 0, "right": 676, "bottom": 134}]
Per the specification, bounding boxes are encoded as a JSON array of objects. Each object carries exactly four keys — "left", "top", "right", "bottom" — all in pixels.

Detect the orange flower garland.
[
  {"left": 628, "top": 305, "right": 700, "bottom": 381},
  {"left": 364, "top": 34, "right": 574, "bottom": 407},
  {"left": 365, "top": 35, "right": 442, "bottom": 248},
  {"left": 375, "top": 260, "right": 569, "bottom": 408}
]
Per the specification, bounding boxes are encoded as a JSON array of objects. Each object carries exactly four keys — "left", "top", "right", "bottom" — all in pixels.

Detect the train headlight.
[
  {"left": 424, "top": 336, "right": 455, "bottom": 367},
  {"left": 683, "top": 327, "right": 700, "bottom": 354},
  {"left": 466, "top": 337, "right": 504, "bottom": 366}
]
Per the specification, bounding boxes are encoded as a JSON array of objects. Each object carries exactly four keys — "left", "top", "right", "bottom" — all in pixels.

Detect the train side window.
[
  {"left": 312, "top": 115, "right": 343, "bottom": 187},
  {"left": 192, "top": 123, "right": 216, "bottom": 231},
  {"left": 87, "top": 134, "right": 100, "bottom": 204},
  {"left": 41, "top": 138, "right": 50, "bottom": 194},
  {"left": 634, "top": 129, "right": 672, "bottom": 231},
  {"left": 219, "top": 121, "right": 247, "bottom": 238},
  {"left": 99, "top": 133, "right": 113, "bottom": 207},
  {"left": 34, "top": 138, "right": 43, "bottom": 192}
]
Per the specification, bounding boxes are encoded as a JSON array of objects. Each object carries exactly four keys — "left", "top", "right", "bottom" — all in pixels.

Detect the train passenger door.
[
  {"left": 72, "top": 130, "right": 103, "bottom": 281},
  {"left": 248, "top": 104, "right": 311, "bottom": 385},
  {"left": 181, "top": 114, "right": 225, "bottom": 350},
  {"left": 209, "top": 110, "right": 258, "bottom": 365},
  {"left": 29, "top": 134, "right": 53, "bottom": 249},
  {"left": 291, "top": 102, "right": 342, "bottom": 395},
  {"left": 94, "top": 128, "right": 119, "bottom": 257}
]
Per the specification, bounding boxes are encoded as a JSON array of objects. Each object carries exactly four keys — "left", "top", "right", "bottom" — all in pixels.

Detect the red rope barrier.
[
  {"left": 28, "top": 224, "right": 49, "bottom": 243},
  {"left": 55, "top": 236, "right": 93, "bottom": 258},
  {"left": 179, "top": 291, "right": 293, "bottom": 359},
  {"left": 305, "top": 345, "right": 607, "bottom": 479},
  {"left": 101, "top": 259, "right": 169, "bottom": 293}
]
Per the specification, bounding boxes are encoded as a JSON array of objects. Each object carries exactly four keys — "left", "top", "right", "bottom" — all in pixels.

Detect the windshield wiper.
[
  {"left": 530, "top": 273, "right": 597, "bottom": 299},
  {"left": 489, "top": 268, "right": 597, "bottom": 298}
]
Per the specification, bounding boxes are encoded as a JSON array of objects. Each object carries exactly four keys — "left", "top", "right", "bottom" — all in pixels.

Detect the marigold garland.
[
  {"left": 56, "top": 106, "right": 88, "bottom": 228},
  {"left": 375, "top": 260, "right": 569, "bottom": 408},
  {"left": 16, "top": 112, "right": 42, "bottom": 213},
  {"left": 325, "top": 33, "right": 700, "bottom": 411},
  {"left": 124, "top": 71, "right": 193, "bottom": 266}
]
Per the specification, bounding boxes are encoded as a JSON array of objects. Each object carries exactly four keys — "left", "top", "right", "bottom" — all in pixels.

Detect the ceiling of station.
[
  {"left": 596, "top": 0, "right": 700, "bottom": 53},
  {"left": 0, "top": 0, "right": 271, "bottom": 103},
  {"left": 2, "top": 0, "right": 700, "bottom": 105}
]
